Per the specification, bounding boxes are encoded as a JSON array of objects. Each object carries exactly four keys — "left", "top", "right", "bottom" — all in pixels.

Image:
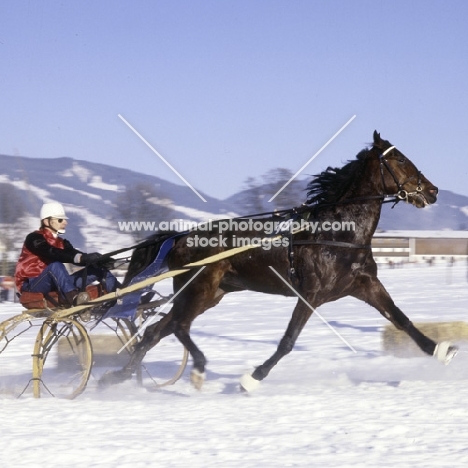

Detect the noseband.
[{"left": 379, "top": 146, "right": 423, "bottom": 203}]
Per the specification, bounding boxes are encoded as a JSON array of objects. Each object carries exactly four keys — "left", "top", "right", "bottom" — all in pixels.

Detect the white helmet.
[{"left": 40, "top": 202, "right": 69, "bottom": 220}]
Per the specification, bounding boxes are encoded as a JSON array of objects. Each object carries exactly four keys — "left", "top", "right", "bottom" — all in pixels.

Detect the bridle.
[
  {"left": 379, "top": 145, "right": 424, "bottom": 204},
  {"left": 294, "top": 145, "right": 428, "bottom": 210}
]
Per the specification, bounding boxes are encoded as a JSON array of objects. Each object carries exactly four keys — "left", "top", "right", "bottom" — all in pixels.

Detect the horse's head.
[{"left": 372, "top": 131, "right": 438, "bottom": 208}]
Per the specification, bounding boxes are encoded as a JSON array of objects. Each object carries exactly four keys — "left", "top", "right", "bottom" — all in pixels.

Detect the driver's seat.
[{"left": 19, "top": 284, "right": 104, "bottom": 310}]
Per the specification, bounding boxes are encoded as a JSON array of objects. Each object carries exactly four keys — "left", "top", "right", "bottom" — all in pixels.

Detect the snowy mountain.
[
  {"left": 0, "top": 154, "right": 237, "bottom": 253},
  {"left": 378, "top": 189, "right": 468, "bottom": 232},
  {"left": 1, "top": 154, "right": 467, "bottom": 255}
]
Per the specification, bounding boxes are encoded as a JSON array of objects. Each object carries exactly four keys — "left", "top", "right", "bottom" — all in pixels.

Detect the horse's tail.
[{"left": 122, "top": 231, "right": 180, "bottom": 286}]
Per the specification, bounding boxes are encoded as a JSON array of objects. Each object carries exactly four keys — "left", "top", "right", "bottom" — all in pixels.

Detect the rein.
[
  {"left": 94, "top": 236, "right": 173, "bottom": 267},
  {"left": 292, "top": 240, "right": 371, "bottom": 249},
  {"left": 98, "top": 144, "right": 423, "bottom": 270}
]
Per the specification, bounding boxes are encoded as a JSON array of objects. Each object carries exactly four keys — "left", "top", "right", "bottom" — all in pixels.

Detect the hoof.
[
  {"left": 434, "top": 341, "right": 459, "bottom": 365},
  {"left": 240, "top": 373, "right": 260, "bottom": 393},
  {"left": 190, "top": 369, "right": 205, "bottom": 390}
]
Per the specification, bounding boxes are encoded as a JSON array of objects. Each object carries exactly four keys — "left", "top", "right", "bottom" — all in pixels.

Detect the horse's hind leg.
[
  {"left": 241, "top": 299, "right": 313, "bottom": 392},
  {"left": 172, "top": 323, "right": 206, "bottom": 390},
  {"left": 99, "top": 312, "right": 176, "bottom": 387},
  {"left": 168, "top": 281, "right": 227, "bottom": 390},
  {"left": 353, "top": 275, "right": 458, "bottom": 364},
  {"left": 127, "top": 315, "right": 177, "bottom": 371},
  {"left": 170, "top": 293, "right": 227, "bottom": 390}
]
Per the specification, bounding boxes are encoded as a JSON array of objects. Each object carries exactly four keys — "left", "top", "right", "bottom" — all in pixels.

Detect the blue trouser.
[{"left": 21, "top": 262, "right": 119, "bottom": 299}]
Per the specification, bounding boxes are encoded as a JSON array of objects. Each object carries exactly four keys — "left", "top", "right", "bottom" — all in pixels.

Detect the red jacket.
[{"left": 14, "top": 228, "right": 81, "bottom": 291}]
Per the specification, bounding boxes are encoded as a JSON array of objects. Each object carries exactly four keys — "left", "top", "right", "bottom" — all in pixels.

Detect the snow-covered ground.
[{"left": 1, "top": 261, "right": 468, "bottom": 467}]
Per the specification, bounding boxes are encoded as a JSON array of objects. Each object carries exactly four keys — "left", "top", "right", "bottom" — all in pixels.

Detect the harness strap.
[{"left": 378, "top": 146, "right": 424, "bottom": 207}]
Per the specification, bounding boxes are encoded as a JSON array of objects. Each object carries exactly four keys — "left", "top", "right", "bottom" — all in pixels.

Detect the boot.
[
  {"left": 64, "top": 289, "right": 90, "bottom": 306},
  {"left": 74, "top": 291, "right": 91, "bottom": 305},
  {"left": 64, "top": 289, "right": 78, "bottom": 306}
]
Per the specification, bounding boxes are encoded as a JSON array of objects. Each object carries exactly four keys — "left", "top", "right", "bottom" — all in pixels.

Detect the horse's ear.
[{"left": 373, "top": 130, "right": 382, "bottom": 147}]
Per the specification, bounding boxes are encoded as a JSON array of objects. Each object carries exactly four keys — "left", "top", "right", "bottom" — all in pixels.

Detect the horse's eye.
[{"left": 397, "top": 157, "right": 406, "bottom": 163}]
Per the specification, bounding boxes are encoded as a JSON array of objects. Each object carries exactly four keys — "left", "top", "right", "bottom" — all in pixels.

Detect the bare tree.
[
  {"left": 0, "top": 183, "right": 27, "bottom": 274},
  {"left": 263, "top": 168, "right": 305, "bottom": 211},
  {"left": 242, "top": 176, "right": 265, "bottom": 213},
  {"left": 114, "top": 183, "right": 174, "bottom": 242},
  {"left": 241, "top": 168, "right": 305, "bottom": 213}
]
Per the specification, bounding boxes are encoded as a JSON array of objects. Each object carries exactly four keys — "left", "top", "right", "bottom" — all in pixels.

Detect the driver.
[{"left": 15, "top": 201, "right": 119, "bottom": 306}]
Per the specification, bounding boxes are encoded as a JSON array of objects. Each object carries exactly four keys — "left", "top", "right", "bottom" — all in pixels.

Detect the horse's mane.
[{"left": 305, "top": 148, "right": 371, "bottom": 205}]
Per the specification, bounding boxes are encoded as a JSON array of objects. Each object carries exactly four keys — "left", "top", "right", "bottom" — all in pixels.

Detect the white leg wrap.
[
  {"left": 190, "top": 369, "right": 206, "bottom": 390},
  {"left": 240, "top": 373, "right": 261, "bottom": 392},
  {"left": 434, "top": 341, "right": 458, "bottom": 365}
]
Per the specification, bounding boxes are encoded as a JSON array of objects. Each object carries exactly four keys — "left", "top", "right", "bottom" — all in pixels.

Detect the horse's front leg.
[
  {"left": 241, "top": 298, "right": 313, "bottom": 392},
  {"left": 353, "top": 275, "right": 458, "bottom": 364}
]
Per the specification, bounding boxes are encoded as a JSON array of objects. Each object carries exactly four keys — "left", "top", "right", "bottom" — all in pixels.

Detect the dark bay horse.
[{"left": 106, "top": 131, "right": 457, "bottom": 391}]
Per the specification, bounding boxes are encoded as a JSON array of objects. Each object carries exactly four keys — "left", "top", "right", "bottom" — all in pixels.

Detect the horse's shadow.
[
  {"left": 192, "top": 329, "right": 309, "bottom": 351},
  {"left": 328, "top": 320, "right": 381, "bottom": 334}
]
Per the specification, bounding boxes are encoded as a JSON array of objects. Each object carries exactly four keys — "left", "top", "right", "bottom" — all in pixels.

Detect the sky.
[{"left": 1, "top": 0, "right": 468, "bottom": 203}]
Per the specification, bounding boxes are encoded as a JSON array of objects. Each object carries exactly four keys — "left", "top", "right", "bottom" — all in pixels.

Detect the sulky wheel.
[
  {"left": 0, "top": 313, "right": 48, "bottom": 398},
  {"left": 112, "top": 317, "right": 138, "bottom": 356},
  {"left": 32, "top": 318, "right": 93, "bottom": 399},
  {"left": 135, "top": 313, "right": 189, "bottom": 389}
]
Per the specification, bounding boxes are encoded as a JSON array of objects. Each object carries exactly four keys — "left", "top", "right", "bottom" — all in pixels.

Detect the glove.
[
  {"left": 80, "top": 252, "right": 102, "bottom": 265},
  {"left": 100, "top": 257, "right": 117, "bottom": 270}
]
